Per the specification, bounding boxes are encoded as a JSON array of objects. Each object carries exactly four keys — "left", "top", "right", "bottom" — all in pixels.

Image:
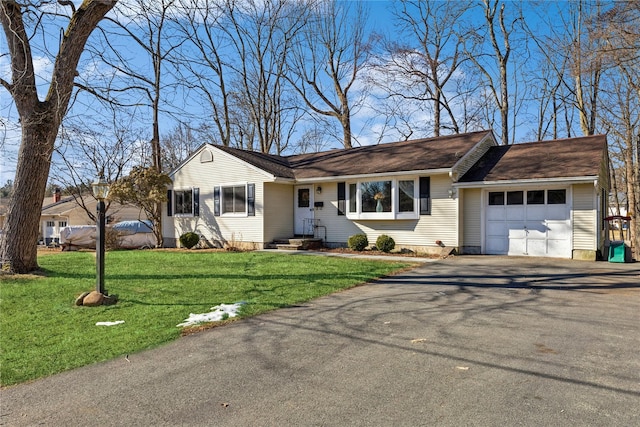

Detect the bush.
[
  {"left": 105, "top": 228, "right": 121, "bottom": 250},
  {"left": 347, "top": 234, "right": 368, "bottom": 251},
  {"left": 179, "top": 232, "right": 200, "bottom": 249},
  {"left": 376, "top": 235, "right": 395, "bottom": 253}
]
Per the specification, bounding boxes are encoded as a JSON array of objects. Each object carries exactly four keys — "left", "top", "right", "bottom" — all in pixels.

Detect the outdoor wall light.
[
  {"left": 448, "top": 188, "right": 457, "bottom": 199},
  {"left": 316, "top": 186, "right": 322, "bottom": 195}
]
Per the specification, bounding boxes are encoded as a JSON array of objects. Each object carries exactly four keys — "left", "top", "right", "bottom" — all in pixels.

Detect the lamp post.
[{"left": 92, "top": 175, "right": 110, "bottom": 295}]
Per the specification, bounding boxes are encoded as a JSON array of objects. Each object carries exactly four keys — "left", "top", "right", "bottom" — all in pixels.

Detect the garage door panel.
[
  {"left": 547, "top": 205, "right": 568, "bottom": 220},
  {"left": 527, "top": 239, "right": 547, "bottom": 257},
  {"left": 526, "top": 221, "right": 547, "bottom": 233},
  {"left": 487, "top": 221, "right": 507, "bottom": 236},
  {"left": 548, "top": 239, "right": 571, "bottom": 258},
  {"left": 508, "top": 224, "right": 526, "bottom": 239},
  {"left": 526, "top": 206, "right": 546, "bottom": 221},
  {"left": 546, "top": 220, "right": 571, "bottom": 238},
  {"left": 508, "top": 236, "right": 526, "bottom": 255},
  {"left": 486, "top": 237, "right": 507, "bottom": 254},
  {"left": 506, "top": 207, "right": 524, "bottom": 220},
  {"left": 487, "top": 206, "right": 505, "bottom": 220}
]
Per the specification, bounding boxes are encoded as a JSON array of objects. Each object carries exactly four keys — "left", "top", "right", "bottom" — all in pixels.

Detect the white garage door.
[{"left": 485, "top": 189, "right": 571, "bottom": 258}]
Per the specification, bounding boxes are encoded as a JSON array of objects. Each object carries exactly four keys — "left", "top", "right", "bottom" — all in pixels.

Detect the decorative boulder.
[
  {"left": 75, "top": 291, "right": 90, "bottom": 306},
  {"left": 82, "top": 291, "right": 104, "bottom": 307}
]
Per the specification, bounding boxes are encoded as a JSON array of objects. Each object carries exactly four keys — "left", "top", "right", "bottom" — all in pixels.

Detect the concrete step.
[{"left": 268, "top": 238, "right": 323, "bottom": 250}]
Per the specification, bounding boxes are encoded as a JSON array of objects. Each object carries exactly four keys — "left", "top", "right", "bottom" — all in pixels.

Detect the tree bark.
[{"left": 0, "top": 0, "right": 116, "bottom": 273}]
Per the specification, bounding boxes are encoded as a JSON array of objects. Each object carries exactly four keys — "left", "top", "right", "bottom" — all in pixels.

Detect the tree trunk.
[
  {"left": 0, "top": 0, "right": 116, "bottom": 273},
  {"left": 0, "top": 121, "right": 56, "bottom": 272}
]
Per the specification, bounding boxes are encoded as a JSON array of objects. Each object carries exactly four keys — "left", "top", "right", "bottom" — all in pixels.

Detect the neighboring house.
[
  {"left": 40, "top": 191, "right": 147, "bottom": 245},
  {"left": 163, "top": 130, "right": 609, "bottom": 260}
]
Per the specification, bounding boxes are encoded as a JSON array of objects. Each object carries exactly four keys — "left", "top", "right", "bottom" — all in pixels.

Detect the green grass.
[{"left": 0, "top": 250, "right": 412, "bottom": 386}]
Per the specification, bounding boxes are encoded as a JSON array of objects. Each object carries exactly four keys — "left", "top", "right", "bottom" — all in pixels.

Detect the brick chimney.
[{"left": 53, "top": 188, "right": 61, "bottom": 203}]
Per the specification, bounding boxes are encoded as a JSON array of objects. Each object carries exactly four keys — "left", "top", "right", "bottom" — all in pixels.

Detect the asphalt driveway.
[{"left": 1, "top": 256, "right": 639, "bottom": 426}]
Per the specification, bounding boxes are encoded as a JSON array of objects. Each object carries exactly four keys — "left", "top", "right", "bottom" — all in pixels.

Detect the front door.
[{"left": 294, "top": 186, "right": 314, "bottom": 236}]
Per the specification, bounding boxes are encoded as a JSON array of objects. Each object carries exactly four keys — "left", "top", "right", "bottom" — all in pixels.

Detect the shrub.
[
  {"left": 105, "top": 228, "right": 121, "bottom": 250},
  {"left": 347, "top": 234, "right": 368, "bottom": 251},
  {"left": 179, "top": 232, "right": 200, "bottom": 249},
  {"left": 376, "top": 235, "right": 395, "bottom": 253}
]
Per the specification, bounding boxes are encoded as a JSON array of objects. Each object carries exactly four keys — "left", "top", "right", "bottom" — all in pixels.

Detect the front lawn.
[{"left": 0, "top": 250, "right": 412, "bottom": 386}]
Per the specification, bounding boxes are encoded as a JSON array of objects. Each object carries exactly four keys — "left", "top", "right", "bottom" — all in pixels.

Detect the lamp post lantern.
[{"left": 92, "top": 175, "right": 110, "bottom": 295}]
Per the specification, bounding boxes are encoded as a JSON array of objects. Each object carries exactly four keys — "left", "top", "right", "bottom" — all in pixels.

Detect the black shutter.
[
  {"left": 167, "top": 190, "right": 173, "bottom": 216},
  {"left": 214, "top": 186, "right": 220, "bottom": 216},
  {"left": 193, "top": 188, "right": 200, "bottom": 216},
  {"left": 337, "top": 182, "right": 345, "bottom": 215},
  {"left": 247, "top": 183, "right": 255, "bottom": 216},
  {"left": 419, "top": 177, "right": 430, "bottom": 215}
]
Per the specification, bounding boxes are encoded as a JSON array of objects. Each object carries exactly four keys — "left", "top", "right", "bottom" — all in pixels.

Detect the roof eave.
[
  {"left": 295, "top": 168, "right": 453, "bottom": 183},
  {"left": 450, "top": 131, "right": 497, "bottom": 177},
  {"left": 454, "top": 175, "right": 600, "bottom": 188}
]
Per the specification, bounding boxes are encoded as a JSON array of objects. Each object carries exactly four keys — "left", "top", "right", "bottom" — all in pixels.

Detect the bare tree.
[
  {"left": 592, "top": 0, "right": 640, "bottom": 259},
  {"left": 90, "top": 0, "right": 183, "bottom": 173},
  {"left": 0, "top": 0, "right": 116, "bottom": 273},
  {"left": 464, "top": 0, "right": 522, "bottom": 145},
  {"left": 287, "top": 0, "right": 372, "bottom": 149},
  {"left": 51, "top": 108, "right": 144, "bottom": 222},
  {"left": 219, "top": 0, "right": 307, "bottom": 154},
  {"left": 161, "top": 122, "right": 200, "bottom": 171},
  {"left": 175, "top": 0, "right": 234, "bottom": 147},
  {"left": 374, "top": 0, "right": 472, "bottom": 137}
]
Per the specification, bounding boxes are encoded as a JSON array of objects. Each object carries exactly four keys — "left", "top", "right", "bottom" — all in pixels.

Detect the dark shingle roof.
[
  {"left": 459, "top": 134, "right": 607, "bottom": 182},
  {"left": 212, "top": 130, "right": 493, "bottom": 180}
]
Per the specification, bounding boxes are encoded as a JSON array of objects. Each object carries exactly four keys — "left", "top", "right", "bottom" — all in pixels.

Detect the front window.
[
  {"left": 58, "top": 221, "right": 67, "bottom": 228},
  {"left": 348, "top": 184, "right": 357, "bottom": 213},
  {"left": 174, "top": 189, "right": 193, "bottom": 215},
  {"left": 222, "top": 185, "right": 246, "bottom": 214},
  {"left": 346, "top": 178, "right": 420, "bottom": 220},
  {"left": 46, "top": 221, "right": 55, "bottom": 227},
  {"left": 398, "top": 180, "right": 415, "bottom": 212},
  {"left": 361, "top": 181, "right": 391, "bottom": 213}
]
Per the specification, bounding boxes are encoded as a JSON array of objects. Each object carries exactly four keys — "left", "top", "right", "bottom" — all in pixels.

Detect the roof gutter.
[
  {"left": 295, "top": 168, "right": 452, "bottom": 184},
  {"left": 453, "top": 175, "right": 599, "bottom": 189}
]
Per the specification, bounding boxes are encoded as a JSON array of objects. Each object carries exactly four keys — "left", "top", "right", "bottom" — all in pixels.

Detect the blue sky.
[{"left": 0, "top": 0, "right": 577, "bottom": 187}]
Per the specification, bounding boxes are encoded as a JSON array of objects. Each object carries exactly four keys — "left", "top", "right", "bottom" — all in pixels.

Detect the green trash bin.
[{"left": 608, "top": 241, "right": 626, "bottom": 263}]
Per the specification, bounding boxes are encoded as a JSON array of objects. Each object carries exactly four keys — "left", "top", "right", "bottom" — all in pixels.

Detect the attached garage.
[
  {"left": 457, "top": 135, "right": 609, "bottom": 260},
  {"left": 485, "top": 188, "right": 571, "bottom": 258}
]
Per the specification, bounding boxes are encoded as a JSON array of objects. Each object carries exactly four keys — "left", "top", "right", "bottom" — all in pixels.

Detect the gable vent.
[{"left": 200, "top": 150, "right": 213, "bottom": 163}]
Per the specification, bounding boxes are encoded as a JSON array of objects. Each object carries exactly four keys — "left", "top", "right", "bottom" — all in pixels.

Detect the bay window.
[{"left": 344, "top": 177, "right": 429, "bottom": 220}]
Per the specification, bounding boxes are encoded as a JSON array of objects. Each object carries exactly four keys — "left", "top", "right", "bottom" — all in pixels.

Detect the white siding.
[
  {"left": 263, "top": 183, "right": 294, "bottom": 242},
  {"left": 163, "top": 146, "right": 274, "bottom": 247},
  {"left": 316, "top": 174, "right": 458, "bottom": 250},
  {"left": 572, "top": 183, "right": 596, "bottom": 250},
  {"left": 315, "top": 182, "right": 361, "bottom": 244},
  {"left": 462, "top": 188, "right": 482, "bottom": 248}
]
